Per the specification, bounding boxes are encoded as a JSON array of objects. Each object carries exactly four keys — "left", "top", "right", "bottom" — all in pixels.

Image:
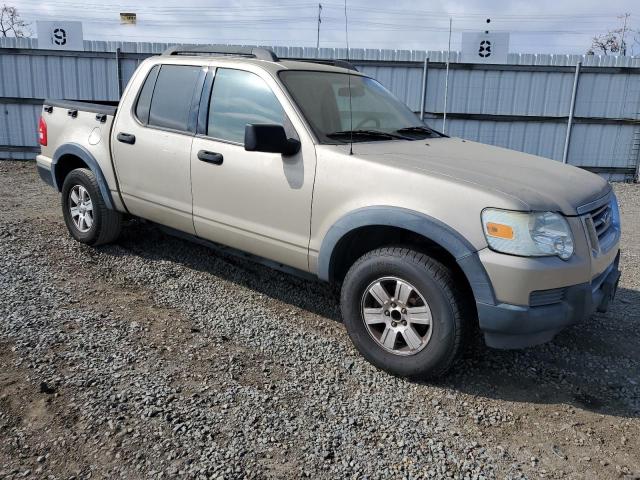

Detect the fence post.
[
  {"left": 442, "top": 54, "right": 451, "bottom": 133},
  {"left": 116, "top": 47, "right": 123, "bottom": 98},
  {"left": 634, "top": 131, "right": 640, "bottom": 182},
  {"left": 562, "top": 61, "right": 581, "bottom": 164},
  {"left": 420, "top": 57, "right": 428, "bottom": 121}
]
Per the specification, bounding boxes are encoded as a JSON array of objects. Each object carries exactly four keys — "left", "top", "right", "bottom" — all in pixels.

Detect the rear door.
[
  {"left": 190, "top": 67, "right": 316, "bottom": 271},
  {"left": 112, "top": 63, "right": 206, "bottom": 234}
]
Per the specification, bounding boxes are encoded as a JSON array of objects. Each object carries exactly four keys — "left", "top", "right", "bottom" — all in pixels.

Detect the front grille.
[
  {"left": 585, "top": 201, "right": 616, "bottom": 253},
  {"left": 529, "top": 287, "right": 566, "bottom": 307},
  {"left": 590, "top": 203, "right": 613, "bottom": 241}
]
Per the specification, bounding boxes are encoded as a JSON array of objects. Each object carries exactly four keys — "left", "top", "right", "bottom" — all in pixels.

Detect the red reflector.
[{"left": 38, "top": 116, "right": 47, "bottom": 146}]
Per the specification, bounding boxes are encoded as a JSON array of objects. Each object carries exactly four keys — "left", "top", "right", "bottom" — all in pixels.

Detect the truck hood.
[{"left": 352, "top": 137, "right": 611, "bottom": 215}]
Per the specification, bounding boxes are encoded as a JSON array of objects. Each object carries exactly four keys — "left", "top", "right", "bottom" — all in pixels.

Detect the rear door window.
[{"left": 148, "top": 65, "right": 202, "bottom": 132}]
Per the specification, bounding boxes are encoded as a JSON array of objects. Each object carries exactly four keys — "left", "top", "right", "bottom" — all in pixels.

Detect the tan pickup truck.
[{"left": 36, "top": 45, "right": 621, "bottom": 378}]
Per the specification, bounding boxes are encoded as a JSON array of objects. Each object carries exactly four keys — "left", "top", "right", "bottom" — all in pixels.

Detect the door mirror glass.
[{"left": 244, "top": 124, "right": 301, "bottom": 156}]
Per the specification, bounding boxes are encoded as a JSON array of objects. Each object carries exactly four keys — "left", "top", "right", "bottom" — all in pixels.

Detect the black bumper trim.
[
  {"left": 477, "top": 253, "right": 620, "bottom": 349},
  {"left": 37, "top": 163, "right": 55, "bottom": 188}
]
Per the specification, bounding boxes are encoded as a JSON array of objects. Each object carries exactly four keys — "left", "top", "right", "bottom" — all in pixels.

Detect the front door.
[
  {"left": 112, "top": 63, "right": 205, "bottom": 234},
  {"left": 190, "top": 67, "right": 316, "bottom": 271}
]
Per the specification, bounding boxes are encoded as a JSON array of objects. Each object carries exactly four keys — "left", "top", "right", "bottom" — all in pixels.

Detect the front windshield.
[{"left": 279, "top": 70, "right": 437, "bottom": 143}]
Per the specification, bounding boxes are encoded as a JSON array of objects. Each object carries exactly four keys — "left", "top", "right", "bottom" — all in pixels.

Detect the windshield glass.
[{"left": 279, "top": 70, "right": 435, "bottom": 143}]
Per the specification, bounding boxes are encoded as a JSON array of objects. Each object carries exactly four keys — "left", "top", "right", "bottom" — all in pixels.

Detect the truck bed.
[{"left": 37, "top": 98, "right": 123, "bottom": 211}]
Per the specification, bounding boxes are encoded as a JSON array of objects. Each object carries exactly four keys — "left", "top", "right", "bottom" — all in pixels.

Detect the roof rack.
[
  {"left": 288, "top": 58, "right": 358, "bottom": 72},
  {"left": 162, "top": 44, "right": 279, "bottom": 62},
  {"left": 161, "top": 45, "right": 359, "bottom": 71}
]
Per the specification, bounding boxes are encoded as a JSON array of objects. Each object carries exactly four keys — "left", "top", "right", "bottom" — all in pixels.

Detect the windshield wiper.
[
  {"left": 326, "top": 129, "right": 409, "bottom": 141},
  {"left": 396, "top": 126, "right": 441, "bottom": 137}
]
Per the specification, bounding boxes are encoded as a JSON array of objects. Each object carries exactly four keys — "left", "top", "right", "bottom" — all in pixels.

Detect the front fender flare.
[
  {"left": 52, "top": 143, "right": 115, "bottom": 210},
  {"left": 317, "top": 206, "right": 496, "bottom": 305}
]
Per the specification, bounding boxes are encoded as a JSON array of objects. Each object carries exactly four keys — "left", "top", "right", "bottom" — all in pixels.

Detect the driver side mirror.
[{"left": 244, "top": 124, "right": 301, "bottom": 156}]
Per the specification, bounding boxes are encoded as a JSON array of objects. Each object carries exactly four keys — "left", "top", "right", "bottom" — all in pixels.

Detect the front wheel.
[
  {"left": 61, "top": 168, "right": 122, "bottom": 246},
  {"left": 340, "top": 247, "right": 466, "bottom": 378}
]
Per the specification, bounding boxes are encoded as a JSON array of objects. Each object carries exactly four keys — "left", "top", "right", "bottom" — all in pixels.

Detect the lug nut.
[
  {"left": 401, "top": 320, "right": 407, "bottom": 326},
  {"left": 391, "top": 322, "right": 398, "bottom": 327},
  {"left": 384, "top": 310, "right": 390, "bottom": 316},
  {"left": 391, "top": 303, "right": 396, "bottom": 308},
  {"left": 401, "top": 308, "right": 407, "bottom": 314}
]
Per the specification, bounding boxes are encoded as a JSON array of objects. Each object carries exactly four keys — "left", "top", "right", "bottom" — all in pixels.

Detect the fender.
[
  {"left": 52, "top": 143, "right": 115, "bottom": 210},
  {"left": 317, "top": 206, "right": 496, "bottom": 305}
]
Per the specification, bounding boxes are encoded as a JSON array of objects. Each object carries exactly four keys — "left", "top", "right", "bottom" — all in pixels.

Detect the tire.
[
  {"left": 340, "top": 247, "right": 466, "bottom": 378},
  {"left": 61, "top": 168, "right": 122, "bottom": 246}
]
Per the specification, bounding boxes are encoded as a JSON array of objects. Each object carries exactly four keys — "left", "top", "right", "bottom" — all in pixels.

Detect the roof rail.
[
  {"left": 288, "top": 58, "right": 358, "bottom": 72},
  {"left": 161, "top": 45, "right": 358, "bottom": 71},
  {"left": 162, "top": 44, "right": 279, "bottom": 62}
]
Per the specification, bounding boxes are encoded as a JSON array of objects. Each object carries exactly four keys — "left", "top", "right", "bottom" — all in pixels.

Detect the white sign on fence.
[
  {"left": 36, "top": 21, "right": 84, "bottom": 51},
  {"left": 461, "top": 32, "right": 509, "bottom": 64}
]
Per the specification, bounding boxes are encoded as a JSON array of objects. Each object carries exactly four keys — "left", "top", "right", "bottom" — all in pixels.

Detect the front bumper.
[{"left": 477, "top": 252, "right": 620, "bottom": 349}]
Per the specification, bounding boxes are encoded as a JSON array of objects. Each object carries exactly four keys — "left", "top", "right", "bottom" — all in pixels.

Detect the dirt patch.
[{"left": 1, "top": 160, "right": 639, "bottom": 479}]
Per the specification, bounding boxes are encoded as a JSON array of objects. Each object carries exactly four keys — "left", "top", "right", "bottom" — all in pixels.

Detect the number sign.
[
  {"left": 36, "top": 21, "right": 84, "bottom": 51},
  {"left": 461, "top": 32, "right": 509, "bottom": 64}
]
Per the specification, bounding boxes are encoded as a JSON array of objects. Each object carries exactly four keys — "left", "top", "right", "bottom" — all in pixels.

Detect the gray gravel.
[{"left": 1, "top": 160, "right": 639, "bottom": 479}]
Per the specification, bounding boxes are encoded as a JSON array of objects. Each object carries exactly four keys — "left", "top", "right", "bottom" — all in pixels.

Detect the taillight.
[{"left": 38, "top": 116, "right": 47, "bottom": 146}]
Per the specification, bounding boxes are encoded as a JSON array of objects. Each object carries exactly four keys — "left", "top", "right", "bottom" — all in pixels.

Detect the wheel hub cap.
[
  {"left": 69, "top": 185, "right": 94, "bottom": 233},
  {"left": 361, "top": 277, "right": 433, "bottom": 356}
]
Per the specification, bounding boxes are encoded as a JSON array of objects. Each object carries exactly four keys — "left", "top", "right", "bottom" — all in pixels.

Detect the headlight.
[
  {"left": 482, "top": 209, "right": 574, "bottom": 260},
  {"left": 610, "top": 194, "right": 621, "bottom": 229}
]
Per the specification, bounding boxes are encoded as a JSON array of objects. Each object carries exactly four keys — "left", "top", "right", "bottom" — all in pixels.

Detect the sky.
[{"left": 10, "top": 0, "right": 640, "bottom": 55}]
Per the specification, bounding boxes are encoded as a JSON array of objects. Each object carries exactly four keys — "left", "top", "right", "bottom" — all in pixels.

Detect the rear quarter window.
[{"left": 134, "top": 65, "right": 160, "bottom": 124}]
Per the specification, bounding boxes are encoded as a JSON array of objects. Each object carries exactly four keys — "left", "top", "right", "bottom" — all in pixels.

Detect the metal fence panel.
[
  {"left": 569, "top": 124, "right": 638, "bottom": 169},
  {"left": 1, "top": 38, "right": 638, "bottom": 179},
  {"left": 0, "top": 103, "right": 39, "bottom": 159},
  {"left": 575, "top": 72, "right": 640, "bottom": 119},
  {"left": 443, "top": 119, "right": 567, "bottom": 161}
]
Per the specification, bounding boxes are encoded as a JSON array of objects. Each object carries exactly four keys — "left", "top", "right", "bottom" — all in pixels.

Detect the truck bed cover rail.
[{"left": 43, "top": 99, "right": 118, "bottom": 116}]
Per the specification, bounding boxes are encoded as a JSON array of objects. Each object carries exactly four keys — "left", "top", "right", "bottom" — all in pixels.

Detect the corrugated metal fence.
[{"left": 2, "top": 38, "right": 639, "bottom": 180}]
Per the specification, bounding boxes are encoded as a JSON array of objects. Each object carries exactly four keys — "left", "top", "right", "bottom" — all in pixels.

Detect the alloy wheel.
[{"left": 360, "top": 276, "right": 433, "bottom": 356}]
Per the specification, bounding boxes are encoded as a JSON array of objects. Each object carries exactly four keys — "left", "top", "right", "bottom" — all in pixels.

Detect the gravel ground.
[{"left": 1, "top": 160, "right": 639, "bottom": 479}]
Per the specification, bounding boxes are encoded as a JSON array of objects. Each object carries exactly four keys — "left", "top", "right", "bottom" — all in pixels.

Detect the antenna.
[
  {"left": 344, "top": 0, "right": 353, "bottom": 155},
  {"left": 316, "top": 3, "right": 322, "bottom": 57},
  {"left": 442, "top": 17, "right": 452, "bottom": 133}
]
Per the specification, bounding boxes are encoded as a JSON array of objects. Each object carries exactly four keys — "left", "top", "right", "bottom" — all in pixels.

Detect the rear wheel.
[
  {"left": 340, "top": 247, "right": 466, "bottom": 378},
  {"left": 61, "top": 168, "right": 122, "bottom": 246}
]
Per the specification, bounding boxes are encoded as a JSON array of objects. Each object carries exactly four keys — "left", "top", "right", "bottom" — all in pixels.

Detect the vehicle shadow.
[
  {"left": 104, "top": 221, "right": 640, "bottom": 419},
  {"left": 107, "top": 220, "right": 343, "bottom": 321},
  {"left": 426, "top": 285, "right": 640, "bottom": 419}
]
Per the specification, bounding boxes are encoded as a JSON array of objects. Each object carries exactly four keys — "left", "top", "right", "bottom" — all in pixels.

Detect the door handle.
[
  {"left": 197, "top": 150, "right": 223, "bottom": 165},
  {"left": 117, "top": 132, "right": 136, "bottom": 145}
]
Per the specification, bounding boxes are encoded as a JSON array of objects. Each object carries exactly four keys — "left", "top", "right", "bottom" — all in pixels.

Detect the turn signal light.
[
  {"left": 486, "top": 222, "right": 514, "bottom": 240},
  {"left": 38, "top": 116, "right": 48, "bottom": 146}
]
